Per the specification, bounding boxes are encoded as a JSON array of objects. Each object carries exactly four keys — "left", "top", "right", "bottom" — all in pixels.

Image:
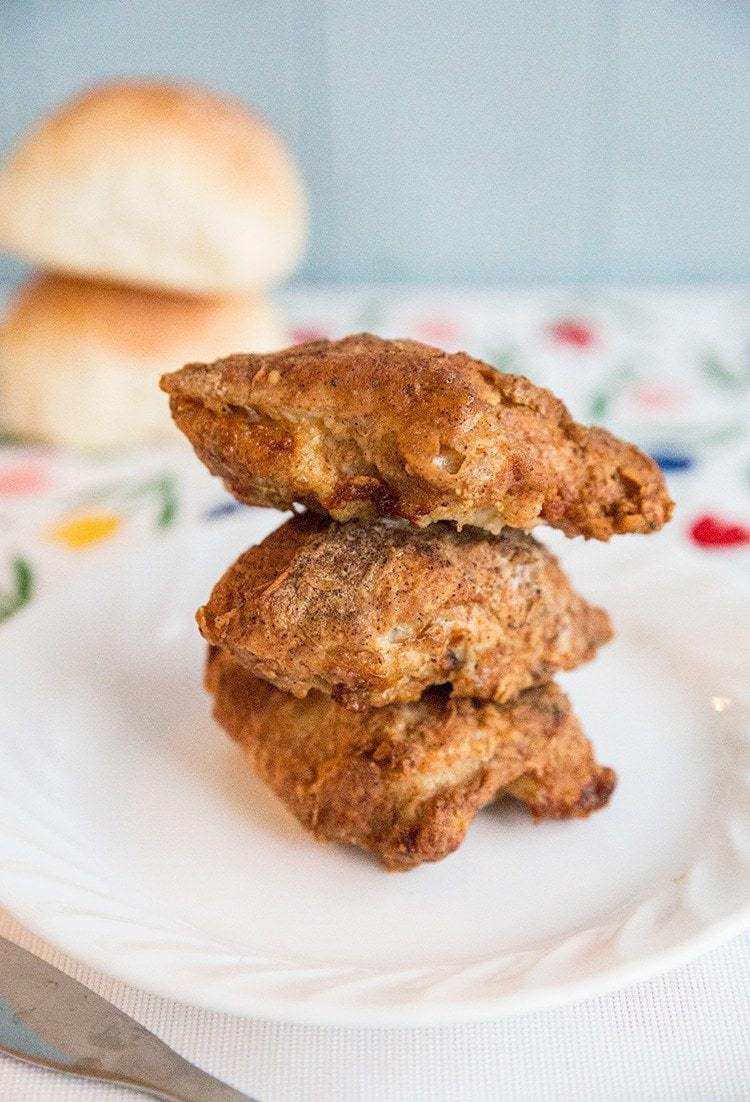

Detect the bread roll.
[
  {"left": 0, "top": 274, "right": 288, "bottom": 450},
  {"left": 0, "top": 81, "right": 307, "bottom": 294}
]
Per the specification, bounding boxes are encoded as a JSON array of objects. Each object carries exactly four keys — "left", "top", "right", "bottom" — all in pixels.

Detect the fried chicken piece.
[
  {"left": 161, "top": 333, "right": 672, "bottom": 540},
  {"left": 198, "top": 513, "right": 612, "bottom": 710},
  {"left": 206, "top": 647, "right": 616, "bottom": 870}
]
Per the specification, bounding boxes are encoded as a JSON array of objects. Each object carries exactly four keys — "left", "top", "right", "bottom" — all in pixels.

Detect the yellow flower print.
[{"left": 48, "top": 511, "right": 123, "bottom": 550}]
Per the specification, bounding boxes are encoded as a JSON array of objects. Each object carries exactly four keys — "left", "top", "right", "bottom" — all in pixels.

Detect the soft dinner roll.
[
  {"left": 0, "top": 81, "right": 307, "bottom": 294},
  {"left": 0, "top": 274, "right": 288, "bottom": 450}
]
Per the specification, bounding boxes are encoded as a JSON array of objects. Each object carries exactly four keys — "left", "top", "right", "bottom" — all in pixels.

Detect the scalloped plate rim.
[
  {"left": 2, "top": 892, "right": 750, "bottom": 1026},
  {"left": 1, "top": 517, "right": 749, "bottom": 1025}
]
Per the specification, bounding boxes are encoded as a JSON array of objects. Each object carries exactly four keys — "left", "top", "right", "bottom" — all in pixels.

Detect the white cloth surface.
[
  {"left": 2, "top": 910, "right": 750, "bottom": 1101},
  {"left": 3, "top": 287, "right": 750, "bottom": 1100}
]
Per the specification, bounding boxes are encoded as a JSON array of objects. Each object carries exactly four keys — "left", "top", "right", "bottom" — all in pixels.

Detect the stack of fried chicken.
[{"left": 161, "top": 334, "right": 673, "bottom": 870}]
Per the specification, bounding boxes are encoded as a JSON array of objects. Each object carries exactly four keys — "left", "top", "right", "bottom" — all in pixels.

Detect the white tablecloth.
[
  {"left": 2, "top": 910, "right": 749, "bottom": 1101},
  {"left": 2, "top": 288, "right": 750, "bottom": 1100}
]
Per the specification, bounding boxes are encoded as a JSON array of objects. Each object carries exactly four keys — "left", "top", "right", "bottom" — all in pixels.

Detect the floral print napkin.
[{"left": 2, "top": 287, "right": 749, "bottom": 623}]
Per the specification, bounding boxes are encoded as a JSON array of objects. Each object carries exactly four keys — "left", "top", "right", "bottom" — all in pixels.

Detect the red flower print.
[
  {"left": 0, "top": 462, "right": 48, "bottom": 495},
  {"left": 549, "top": 319, "right": 597, "bottom": 349},
  {"left": 415, "top": 319, "right": 461, "bottom": 346},
  {"left": 689, "top": 514, "right": 750, "bottom": 549},
  {"left": 628, "top": 382, "right": 685, "bottom": 412},
  {"left": 291, "top": 326, "right": 329, "bottom": 346}
]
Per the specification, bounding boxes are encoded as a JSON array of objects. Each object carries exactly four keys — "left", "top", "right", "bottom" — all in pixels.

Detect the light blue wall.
[{"left": 1, "top": 0, "right": 749, "bottom": 285}]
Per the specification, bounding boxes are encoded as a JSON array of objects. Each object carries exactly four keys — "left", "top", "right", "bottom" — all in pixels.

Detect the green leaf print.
[
  {"left": 589, "top": 391, "right": 609, "bottom": 420},
  {"left": 0, "top": 430, "right": 29, "bottom": 446},
  {"left": 0, "top": 558, "right": 34, "bottom": 623},
  {"left": 355, "top": 298, "right": 387, "bottom": 334},
  {"left": 128, "top": 474, "right": 179, "bottom": 529},
  {"left": 588, "top": 365, "right": 637, "bottom": 422},
  {"left": 701, "top": 352, "right": 750, "bottom": 392},
  {"left": 486, "top": 345, "right": 520, "bottom": 373}
]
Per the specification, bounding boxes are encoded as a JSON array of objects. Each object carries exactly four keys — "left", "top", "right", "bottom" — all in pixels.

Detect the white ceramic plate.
[{"left": 1, "top": 511, "right": 749, "bottom": 1025}]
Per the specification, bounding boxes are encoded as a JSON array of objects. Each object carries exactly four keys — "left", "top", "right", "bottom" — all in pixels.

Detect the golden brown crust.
[
  {"left": 1, "top": 273, "right": 288, "bottom": 361},
  {"left": 198, "top": 513, "right": 612, "bottom": 708},
  {"left": 0, "top": 81, "right": 307, "bottom": 294},
  {"left": 206, "top": 647, "right": 616, "bottom": 870},
  {"left": 0, "top": 274, "right": 287, "bottom": 450},
  {"left": 161, "top": 334, "right": 673, "bottom": 540}
]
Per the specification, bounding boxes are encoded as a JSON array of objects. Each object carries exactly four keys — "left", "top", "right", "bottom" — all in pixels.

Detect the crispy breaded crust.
[
  {"left": 161, "top": 333, "right": 673, "bottom": 540},
  {"left": 198, "top": 514, "right": 612, "bottom": 709},
  {"left": 206, "top": 647, "right": 616, "bottom": 870}
]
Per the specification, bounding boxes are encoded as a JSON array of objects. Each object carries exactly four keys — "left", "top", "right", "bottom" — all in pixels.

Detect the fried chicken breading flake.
[
  {"left": 206, "top": 647, "right": 616, "bottom": 870},
  {"left": 161, "top": 333, "right": 673, "bottom": 540},
  {"left": 198, "top": 513, "right": 612, "bottom": 709}
]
